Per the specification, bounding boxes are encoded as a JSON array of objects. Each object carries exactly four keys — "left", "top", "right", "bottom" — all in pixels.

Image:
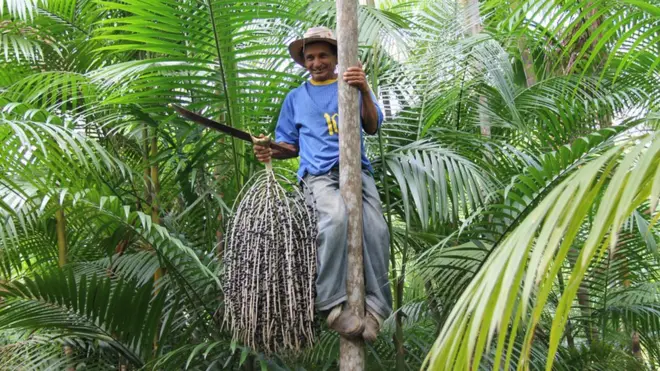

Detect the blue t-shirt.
[{"left": 275, "top": 79, "right": 384, "bottom": 180}]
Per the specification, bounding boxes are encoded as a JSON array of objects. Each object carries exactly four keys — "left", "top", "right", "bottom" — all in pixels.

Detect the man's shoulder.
[
  {"left": 287, "top": 82, "right": 308, "bottom": 95},
  {"left": 282, "top": 81, "right": 309, "bottom": 104}
]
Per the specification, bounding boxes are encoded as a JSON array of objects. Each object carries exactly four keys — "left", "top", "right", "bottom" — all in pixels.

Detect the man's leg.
[
  {"left": 304, "top": 172, "right": 363, "bottom": 337},
  {"left": 304, "top": 171, "right": 348, "bottom": 310},
  {"left": 361, "top": 171, "right": 392, "bottom": 340}
]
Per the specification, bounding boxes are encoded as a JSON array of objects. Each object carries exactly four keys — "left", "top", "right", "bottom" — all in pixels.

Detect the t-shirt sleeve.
[{"left": 275, "top": 92, "right": 298, "bottom": 145}]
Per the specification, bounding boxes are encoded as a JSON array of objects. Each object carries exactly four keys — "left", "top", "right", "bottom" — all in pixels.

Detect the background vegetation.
[{"left": 1, "top": 0, "right": 659, "bottom": 369}]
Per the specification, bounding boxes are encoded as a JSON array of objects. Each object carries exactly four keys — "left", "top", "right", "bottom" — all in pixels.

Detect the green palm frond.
[
  {"left": 92, "top": 0, "right": 304, "bottom": 122},
  {"left": 0, "top": 116, "right": 133, "bottom": 248},
  {"left": 0, "top": 22, "right": 46, "bottom": 63},
  {"left": 0, "top": 334, "right": 121, "bottom": 370},
  {"left": 65, "top": 191, "right": 219, "bottom": 285},
  {"left": 413, "top": 241, "right": 490, "bottom": 313},
  {"left": 0, "top": 339, "right": 70, "bottom": 370},
  {"left": 0, "top": 116, "right": 130, "bottom": 176},
  {"left": 1, "top": 71, "right": 94, "bottom": 110},
  {"left": 0, "top": 63, "right": 33, "bottom": 89},
  {"left": 0, "top": 220, "right": 57, "bottom": 279},
  {"left": 487, "top": 0, "right": 660, "bottom": 80},
  {"left": 381, "top": 140, "right": 495, "bottom": 229},
  {"left": 1, "top": 0, "right": 105, "bottom": 71},
  {"left": 71, "top": 250, "right": 160, "bottom": 286},
  {"left": 148, "top": 340, "right": 240, "bottom": 370},
  {"left": 305, "top": 1, "right": 410, "bottom": 48},
  {"left": 0, "top": 269, "right": 166, "bottom": 367},
  {"left": 425, "top": 129, "right": 660, "bottom": 370},
  {"left": 468, "top": 126, "right": 628, "bottom": 243},
  {"left": 0, "top": 0, "right": 42, "bottom": 21},
  {"left": 555, "top": 340, "right": 646, "bottom": 371},
  {"left": 75, "top": 0, "right": 312, "bottom": 193}
]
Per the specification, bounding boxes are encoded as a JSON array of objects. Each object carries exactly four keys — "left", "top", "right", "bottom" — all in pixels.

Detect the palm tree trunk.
[
  {"left": 337, "top": 0, "right": 365, "bottom": 368},
  {"left": 511, "top": 0, "right": 538, "bottom": 87},
  {"left": 150, "top": 128, "right": 164, "bottom": 283},
  {"left": 564, "top": 2, "right": 604, "bottom": 74},
  {"left": 56, "top": 209, "right": 67, "bottom": 268},
  {"left": 518, "top": 35, "right": 537, "bottom": 87},
  {"left": 150, "top": 127, "right": 164, "bottom": 356},
  {"left": 143, "top": 126, "right": 152, "bottom": 208},
  {"left": 615, "top": 237, "right": 642, "bottom": 360},
  {"left": 625, "top": 267, "right": 642, "bottom": 360},
  {"left": 56, "top": 208, "right": 75, "bottom": 371},
  {"left": 395, "top": 226, "right": 411, "bottom": 371},
  {"left": 557, "top": 271, "right": 575, "bottom": 349},
  {"left": 577, "top": 281, "right": 598, "bottom": 343},
  {"left": 460, "top": 0, "right": 490, "bottom": 136},
  {"left": 150, "top": 130, "right": 161, "bottom": 226}
]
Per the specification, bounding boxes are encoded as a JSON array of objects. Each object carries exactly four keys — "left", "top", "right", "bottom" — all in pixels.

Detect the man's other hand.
[{"left": 343, "top": 63, "right": 369, "bottom": 94}]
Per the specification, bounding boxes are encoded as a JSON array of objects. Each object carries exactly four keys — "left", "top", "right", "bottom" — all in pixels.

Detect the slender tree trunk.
[
  {"left": 518, "top": 35, "right": 537, "bottom": 87},
  {"left": 511, "top": 0, "right": 538, "bottom": 87},
  {"left": 337, "top": 0, "right": 365, "bottom": 368},
  {"left": 614, "top": 238, "right": 642, "bottom": 360},
  {"left": 56, "top": 209, "right": 67, "bottom": 268},
  {"left": 577, "top": 273, "right": 598, "bottom": 343},
  {"left": 150, "top": 128, "right": 164, "bottom": 284},
  {"left": 624, "top": 262, "right": 642, "bottom": 359},
  {"left": 564, "top": 2, "right": 604, "bottom": 74},
  {"left": 557, "top": 271, "right": 576, "bottom": 349},
  {"left": 143, "top": 126, "right": 152, "bottom": 208},
  {"left": 460, "top": 0, "right": 490, "bottom": 136},
  {"left": 394, "top": 226, "right": 410, "bottom": 371},
  {"left": 150, "top": 128, "right": 164, "bottom": 356},
  {"left": 150, "top": 130, "right": 161, "bottom": 226},
  {"left": 56, "top": 208, "right": 75, "bottom": 371}
]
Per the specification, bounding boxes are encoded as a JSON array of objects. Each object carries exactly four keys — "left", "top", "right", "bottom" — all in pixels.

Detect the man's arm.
[
  {"left": 272, "top": 142, "right": 299, "bottom": 159},
  {"left": 253, "top": 92, "right": 299, "bottom": 163},
  {"left": 359, "top": 90, "right": 380, "bottom": 135},
  {"left": 343, "top": 64, "right": 382, "bottom": 135}
]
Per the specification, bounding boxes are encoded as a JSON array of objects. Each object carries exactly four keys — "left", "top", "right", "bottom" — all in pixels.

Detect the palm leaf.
[
  {"left": 424, "top": 130, "right": 660, "bottom": 370},
  {"left": 487, "top": 0, "right": 660, "bottom": 80},
  {"left": 0, "top": 268, "right": 166, "bottom": 366},
  {"left": 381, "top": 140, "right": 495, "bottom": 229},
  {"left": 0, "top": 0, "right": 42, "bottom": 21}
]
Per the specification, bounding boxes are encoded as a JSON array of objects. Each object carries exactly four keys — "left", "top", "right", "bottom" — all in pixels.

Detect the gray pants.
[{"left": 303, "top": 169, "right": 392, "bottom": 319}]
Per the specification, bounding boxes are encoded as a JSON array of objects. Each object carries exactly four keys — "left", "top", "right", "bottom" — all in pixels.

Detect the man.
[{"left": 252, "top": 26, "right": 391, "bottom": 342}]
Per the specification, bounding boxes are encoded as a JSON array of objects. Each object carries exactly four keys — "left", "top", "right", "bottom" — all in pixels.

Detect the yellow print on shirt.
[{"left": 324, "top": 113, "right": 339, "bottom": 135}]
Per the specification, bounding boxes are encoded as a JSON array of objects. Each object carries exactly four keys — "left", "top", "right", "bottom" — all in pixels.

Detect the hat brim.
[{"left": 288, "top": 38, "right": 337, "bottom": 66}]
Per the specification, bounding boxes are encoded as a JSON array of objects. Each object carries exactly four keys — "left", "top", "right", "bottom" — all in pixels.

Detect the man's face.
[{"left": 303, "top": 42, "right": 337, "bottom": 82}]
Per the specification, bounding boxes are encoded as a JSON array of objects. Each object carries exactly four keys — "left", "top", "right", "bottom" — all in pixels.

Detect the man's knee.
[
  {"left": 365, "top": 208, "right": 389, "bottom": 244},
  {"left": 320, "top": 202, "right": 347, "bottom": 236},
  {"left": 372, "top": 214, "right": 389, "bottom": 241}
]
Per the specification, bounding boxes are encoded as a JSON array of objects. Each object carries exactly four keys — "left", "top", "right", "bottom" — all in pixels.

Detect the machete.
[{"left": 169, "top": 103, "right": 297, "bottom": 156}]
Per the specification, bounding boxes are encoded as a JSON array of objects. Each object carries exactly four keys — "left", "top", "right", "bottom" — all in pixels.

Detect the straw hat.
[{"left": 288, "top": 26, "right": 337, "bottom": 66}]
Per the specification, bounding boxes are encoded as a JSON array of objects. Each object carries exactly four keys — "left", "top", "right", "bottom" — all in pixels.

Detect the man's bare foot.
[
  {"left": 327, "top": 305, "right": 364, "bottom": 338},
  {"left": 362, "top": 310, "right": 382, "bottom": 342}
]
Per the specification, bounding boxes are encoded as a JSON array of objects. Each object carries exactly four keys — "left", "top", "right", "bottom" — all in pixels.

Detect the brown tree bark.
[{"left": 337, "top": 0, "right": 365, "bottom": 368}]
